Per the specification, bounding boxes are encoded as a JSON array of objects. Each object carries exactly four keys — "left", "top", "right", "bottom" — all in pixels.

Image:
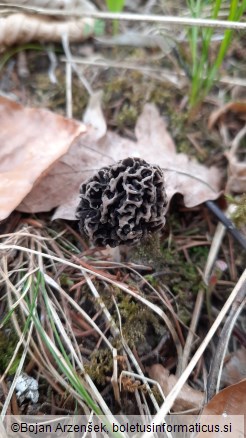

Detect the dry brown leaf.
[
  {"left": 0, "top": 96, "right": 86, "bottom": 221},
  {"left": 195, "top": 380, "right": 246, "bottom": 438},
  {"left": 208, "top": 101, "right": 246, "bottom": 130},
  {"left": 225, "top": 152, "right": 246, "bottom": 193},
  {"left": 52, "top": 104, "right": 221, "bottom": 220},
  {"left": 202, "top": 380, "right": 246, "bottom": 415},
  {"left": 0, "top": 100, "right": 221, "bottom": 220},
  {"left": 148, "top": 364, "right": 204, "bottom": 413},
  {"left": 221, "top": 349, "right": 246, "bottom": 386},
  {"left": 0, "top": 14, "right": 95, "bottom": 50}
]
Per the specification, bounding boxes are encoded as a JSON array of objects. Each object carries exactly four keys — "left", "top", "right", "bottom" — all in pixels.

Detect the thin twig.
[
  {"left": 61, "top": 56, "right": 246, "bottom": 88},
  {"left": 206, "top": 201, "right": 246, "bottom": 251},
  {"left": 1, "top": 5, "right": 246, "bottom": 29},
  {"left": 62, "top": 33, "right": 92, "bottom": 96},
  {"left": 181, "top": 289, "right": 204, "bottom": 373},
  {"left": 203, "top": 222, "right": 226, "bottom": 285}
]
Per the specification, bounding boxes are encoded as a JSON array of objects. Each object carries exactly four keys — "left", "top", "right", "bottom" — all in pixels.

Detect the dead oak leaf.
[
  {"left": 195, "top": 380, "right": 246, "bottom": 438},
  {"left": 148, "top": 364, "right": 204, "bottom": 413},
  {"left": 0, "top": 96, "right": 86, "bottom": 221},
  {"left": 221, "top": 348, "right": 246, "bottom": 387},
  {"left": 17, "top": 103, "right": 222, "bottom": 220}
]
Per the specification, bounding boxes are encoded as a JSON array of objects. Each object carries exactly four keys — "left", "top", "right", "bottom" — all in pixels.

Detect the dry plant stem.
[
  {"left": 111, "top": 348, "right": 120, "bottom": 406},
  {"left": 1, "top": 239, "right": 114, "bottom": 415},
  {"left": 62, "top": 57, "right": 186, "bottom": 88},
  {"left": 112, "top": 295, "right": 160, "bottom": 412},
  {"left": 206, "top": 280, "right": 246, "bottom": 402},
  {"left": 119, "top": 371, "right": 166, "bottom": 403},
  {"left": 3, "top": 267, "right": 88, "bottom": 410},
  {"left": 2, "top": 5, "right": 246, "bottom": 29},
  {"left": 83, "top": 11, "right": 246, "bottom": 30},
  {"left": 204, "top": 221, "right": 226, "bottom": 285},
  {"left": 62, "top": 34, "right": 92, "bottom": 96},
  {"left": 230, "top": 124, "right": 246, "bottom": 156},
  {"left": 62, "top": 57, "right": 246, "bottom": 88},
  {"left": 181, "top": 289, "right": 204, "bottom": 373},
  {"left": 65, "top": 61, "right": 72, "bottom": 119},
  {"left": 142, "top": 268, "right": 246, "bottom": 435}
]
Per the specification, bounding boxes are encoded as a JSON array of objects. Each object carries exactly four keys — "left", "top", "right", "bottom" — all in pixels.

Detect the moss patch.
[{"left": 0, "top": 328, "right": 22, "bottom": 375}]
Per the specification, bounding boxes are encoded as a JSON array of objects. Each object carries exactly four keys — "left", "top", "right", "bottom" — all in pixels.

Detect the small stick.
[
  {"left": 181, "top": 289, "right": 204, "bottom": 373},
  {"left": 206, "top": 200, "right": 246, "bottom": 251},
  {"left": 4, "top": 5, "right": 246, "bottom": 30}
]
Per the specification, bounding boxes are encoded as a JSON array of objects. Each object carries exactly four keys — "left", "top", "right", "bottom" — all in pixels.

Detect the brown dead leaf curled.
[
  {"left": 221, "top": 349, "right": 246, "bottom": 386},
  {"left": 0, "top": 96, "right": 86, "bottom": 221},
  {"left": 208, "top": 101, "right": 246, "bottom": 193},
  {"left": 134, "top": 105, "right": 222, "bottom": 209},
  {"left": 0, "top": 14, "right": 96, "bottom": 50},
  {"left": 208, "top": 101, "right": 246, "bottom": 130},
  {"left": 195, "top": 380, "right": 246, "bottom": 438},
  {"left": 148, "top": 364, "right": 204, "bottom": 413},
  {"left": 202, "top": 379, "right": 246, "bottom": 415}
]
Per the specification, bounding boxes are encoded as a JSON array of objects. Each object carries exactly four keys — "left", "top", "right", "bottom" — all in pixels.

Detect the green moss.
[
  {"left": 159, "top": 244, "right": 206, "bottom": 324},
  {"left": 188, "top": 245, "right": 209, "bottom": 261},
  {"left": 59, "top": 274, "right": 74, "bottom": 288},
  {"left": 144, "top": 274, "right": 158, "bottom": 288},
  {"left": 118, "top": 295, "right": 162, "bottom": 347},
  {"left": 103, "top": 77, "right": 129, "bottom": 104},
  {"left": 116, "top": 104, "right": 138, "bottom": 129},
  {"left": 0, "top": 329, "right": 22, "bottom": 375},
  {"left": 228, "top": 194, "right": 246, "bottom": 227},
  {"left": 85, "top": 348, "right": 113, "bottom": 385}
]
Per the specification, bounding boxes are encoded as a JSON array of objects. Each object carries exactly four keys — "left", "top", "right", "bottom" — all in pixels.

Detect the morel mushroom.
[{"left": 76, "top": 157, "right": 167, "bottom": 247}]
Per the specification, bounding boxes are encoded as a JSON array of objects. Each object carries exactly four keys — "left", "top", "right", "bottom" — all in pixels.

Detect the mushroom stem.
[{"left": 124, "top": 232, "right": 164, "bottom": 270}]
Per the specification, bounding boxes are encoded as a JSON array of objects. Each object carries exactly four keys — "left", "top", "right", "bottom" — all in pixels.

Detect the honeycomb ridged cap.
[{"left": 76, "top": 157, "right": 167, "bottom": 247}]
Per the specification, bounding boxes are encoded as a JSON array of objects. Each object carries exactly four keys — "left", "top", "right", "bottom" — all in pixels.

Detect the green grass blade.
[{"left": 106, "top": 0, "right": 125, "bottom": 12}]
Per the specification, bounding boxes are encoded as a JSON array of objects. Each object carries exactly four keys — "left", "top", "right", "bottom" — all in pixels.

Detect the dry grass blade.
[
  {"left": 0, "top": 243, "right": 182, "bottom": 358},
  {"left": 142, "top": 268, "right": 246, "bottom": 435},
  {"left": 207, "top": 281, "right": 246, "bottom": 400},
  {"left": 1, "top": 322, "right": 34, "bottom": 419},
  {"left": 1, "top": 5, "right": 245, "bottom": 29},
  {"left": 0, "top": 233, "right": 114, "bottom": 416},
  {"left": 1, "top": 225, "right": 181, "bottom": 418},
  {"left": 180, "top": 288, "right": 204, "bottom": 373},
  {"left": 203, "top": 222, "right": 226, "bottom": 285}
]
